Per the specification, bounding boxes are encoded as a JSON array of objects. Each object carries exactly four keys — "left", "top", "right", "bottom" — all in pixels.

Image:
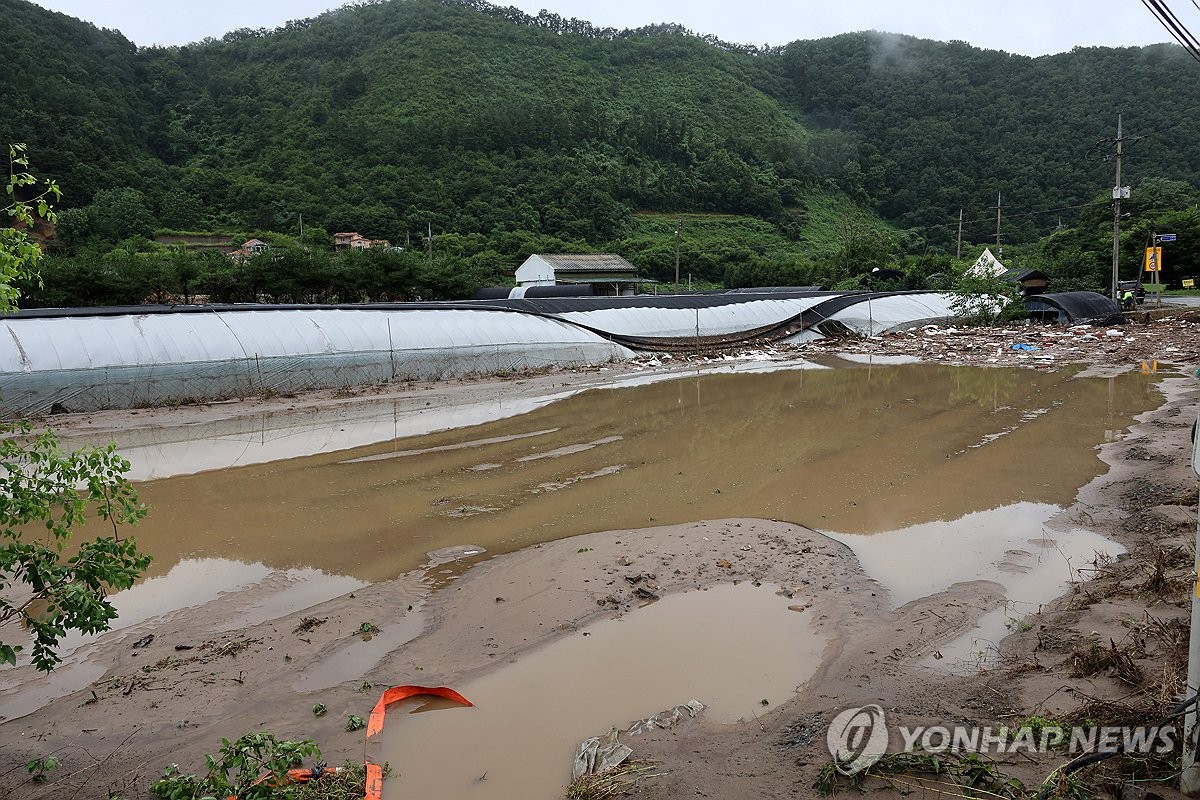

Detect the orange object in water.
[
  {"left": 365, "top": 762, "right": 385, "bottom": 800},
  {"left": 362, "top": 685, "right": 474, "bottom": 800},
  {"left": 366, "top": 684, "right": 473, "bottom": 738},
  {"left": 218, "top": 685, "right": 471, "bottom": 800}
]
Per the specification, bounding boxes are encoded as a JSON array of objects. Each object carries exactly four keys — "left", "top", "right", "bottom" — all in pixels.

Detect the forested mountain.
[
  {"left": 2, "top": 0, "right": 1199, "bottom": 303},
  {"left": 770, "top": 34, "right": 1199, "bottom": 245}
]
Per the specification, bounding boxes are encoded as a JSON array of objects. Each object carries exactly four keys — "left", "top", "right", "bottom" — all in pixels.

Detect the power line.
[
  {"left": 1143, "top": 0, "right": 1200, "bottom": 56},
  {"left": 1141, "top": 0, "right": 1200, "bottom": 64},
  {"left": 1152, "top": 0, "right": 1200, "bottom": 51},
  {"left": 916, "top": 203, "right": 1092, "bottom": 237}
]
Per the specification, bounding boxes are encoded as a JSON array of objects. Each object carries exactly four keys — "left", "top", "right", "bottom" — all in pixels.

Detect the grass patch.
[
  {"left": 564, "top": 761, "right": 663, "bottom": 799},
  {"left": 814, "top": 750, "right": 1028, "bottom": 798}
]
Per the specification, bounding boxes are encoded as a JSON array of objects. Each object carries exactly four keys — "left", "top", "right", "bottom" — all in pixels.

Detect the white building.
[{"left": 514, "top": 254, "right": 645, "bottom": 296}]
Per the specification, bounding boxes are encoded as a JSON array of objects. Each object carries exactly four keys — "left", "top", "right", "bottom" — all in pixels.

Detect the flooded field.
[
  {"left": 0, "top": 363, "right": 1160, "bottom": 726},
  {"left": 121, "top": 363, "right": 1154, "bottom": 586}
]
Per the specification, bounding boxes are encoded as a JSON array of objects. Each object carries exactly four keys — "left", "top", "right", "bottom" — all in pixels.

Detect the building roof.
[
  {"left": 535, "top": 254, "right": 638, "bottom": 274},
  {"left": 998, "top": 267, "right": 1046, "bottom": 283},
  {"left": 555, "top": 275, "right": 654, "bottom": 284},
  {"left": 1023, "top": 291, "right": 1120, "bottom": 323}
]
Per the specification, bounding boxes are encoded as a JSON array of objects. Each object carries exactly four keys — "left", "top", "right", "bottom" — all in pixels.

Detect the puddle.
[
  {"left": 52, "top": 559, "right": 364, "bottom": 657},
  {"left": 829, "top": 503, "right": 1125, "bottom": 670},
  {"left": 0, "top": 559, "right": 364, "bottom": 721},
  {"left": 378, "top": 582, "right": 827, "bottom": 800},
  {"left": 293, "top": 605, "right": 428, "bottom": 692},
  {"left": 831, "top": 503, "right": 1112, "bottom": 608}
]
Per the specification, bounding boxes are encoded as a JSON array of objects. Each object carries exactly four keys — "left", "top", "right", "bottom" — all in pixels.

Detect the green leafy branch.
[
  {"left": 0, "top": 421, "right": 151, "bottom": 671},
  {"left": 2, "top": 143, "right": 59, "bottom": 312},
  {"left": 150, "top": 733, "right": 322, "bottom": 800}
]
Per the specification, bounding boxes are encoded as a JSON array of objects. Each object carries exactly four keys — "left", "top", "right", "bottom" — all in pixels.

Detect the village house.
[
  {"left": 225, "top": 238, "right": 270, "bottom": 261},
  {"left": 334, "top": 231, "right": 390, "bottom": 250}
]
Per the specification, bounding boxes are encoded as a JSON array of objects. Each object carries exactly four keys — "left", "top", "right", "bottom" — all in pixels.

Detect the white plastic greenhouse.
[
  {"left": 0, "top": 307, "right": 631, "bottom": 417},
  {"left": 0, "top": 291, "right": 962, "bottom": 416}
]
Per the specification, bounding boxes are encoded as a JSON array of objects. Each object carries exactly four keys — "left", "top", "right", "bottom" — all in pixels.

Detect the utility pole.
[
  {"left": 426, "top": 222, "right": 433, "bottom": 271},
  {"left": 1147, "top": 220, "right": 1158, "bottom": 307},
  {"left": 674, "top": 220, "right": 681, "bottom": 291},
  {"left": 1112, "top": 116, "right": 1125, "bottom": 302},
  {"left": 1187, "top": 431, "right": 1200, "bottom": 797},
  {"left": 1095, "top": 114, "right": 1140, "bottom": 301},
  {"left": 956, "top": 208, "right": 963, "bottom": 260},
  {"left": 994, "top": 191, "right": 1002, "bottom": 259}
]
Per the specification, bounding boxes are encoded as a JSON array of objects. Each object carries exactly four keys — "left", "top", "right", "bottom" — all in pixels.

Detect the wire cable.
[
  {"left": 1144, "top": 0, "right": 1200, "bottom": 55},
  {"left": 1142, "top": 0, "right": 1200, "bottom": 64},
  {"left": 1035, "top": 692, "right": 1200, "bottom": 799},
  {"left": 1154, "top": 0, "right": 1200, "bottom": 52}
]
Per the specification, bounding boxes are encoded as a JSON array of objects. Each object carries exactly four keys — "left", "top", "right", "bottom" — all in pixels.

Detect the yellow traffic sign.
[{"left": 1145, "top": 246, "right": 1163, "bottom": 272}]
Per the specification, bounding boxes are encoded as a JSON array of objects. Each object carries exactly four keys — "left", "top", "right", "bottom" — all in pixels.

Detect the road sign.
[
  {"left": 1145, "top": 246, "right": 1163, "bottom": 272},
  {"left": 1159, "top": 233, "right": 1178, "bottom": 242}
]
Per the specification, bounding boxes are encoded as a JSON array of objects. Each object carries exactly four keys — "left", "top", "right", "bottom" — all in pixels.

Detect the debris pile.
[
  {"left": 813, "top": 316, "right": 1200, "bottom": 369},
  {"left": 621, "top": 316, "right": 1200, "bottom": 371}
]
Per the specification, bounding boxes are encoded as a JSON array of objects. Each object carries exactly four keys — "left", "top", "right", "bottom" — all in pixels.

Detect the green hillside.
[{"left": 3, "top": 0, "right": 1200, "bottom": 302}]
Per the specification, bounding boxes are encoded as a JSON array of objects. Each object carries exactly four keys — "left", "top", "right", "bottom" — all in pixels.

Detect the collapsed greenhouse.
[{"left": 0, "top": 290, "right": 962, "bottom": 416}]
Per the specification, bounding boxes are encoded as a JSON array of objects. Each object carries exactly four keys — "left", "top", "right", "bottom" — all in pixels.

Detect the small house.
[
  {"left": 334, "top": 232, "right": 390, "bottom": 251},
  {"left": 226, "top": 238, "right": 270, "bottom": 260},
  {"left": 514, "top": 254, "right": 646, "bottom": 296}
]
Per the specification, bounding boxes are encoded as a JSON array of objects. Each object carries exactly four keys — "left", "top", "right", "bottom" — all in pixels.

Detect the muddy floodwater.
[
  {"left": 0, "top": 363, "right": 1163, "bottom": 727},
  {"left": 121, "top": 364, "right": 1155, "bottom": 587}
]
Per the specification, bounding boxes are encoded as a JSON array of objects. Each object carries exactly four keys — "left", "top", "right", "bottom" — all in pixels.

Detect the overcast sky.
[{"left": 30, "top": 0, "right": 1177, "bottom": 56}]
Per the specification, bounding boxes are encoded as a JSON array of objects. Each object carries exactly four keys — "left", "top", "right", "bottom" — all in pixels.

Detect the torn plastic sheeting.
[
  {"left": 572, "top": 699, "right": 707, "bottom": 781},
  {"left": 626, "top": 699, "right": 706, "bottom": 736},
  {"left": 572, "top": 727, "right": 634, "bottom": 780}
]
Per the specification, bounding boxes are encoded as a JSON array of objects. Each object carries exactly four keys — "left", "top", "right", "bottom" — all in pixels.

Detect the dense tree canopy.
[{"left": 2, "top": 0, "right": 1198, "bottom": 302}]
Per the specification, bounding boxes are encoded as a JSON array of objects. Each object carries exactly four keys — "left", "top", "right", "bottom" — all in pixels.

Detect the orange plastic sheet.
[
  {"left": 226, "top": 766, "right": 344, "bottom": 799},
  {"left": 225, "top": 685, "right": 472, "bottom": 800},
  {"left": 366, "top": 684, "right": 473, "bottom": 737},
  {"left": 363, "top": 684, "right": 474, "bottom": 800}
]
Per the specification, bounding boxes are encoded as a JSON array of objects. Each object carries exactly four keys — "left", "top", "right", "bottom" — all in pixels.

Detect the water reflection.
[{"left": 110, "top": 365, "right": 1154, "bottom": 585}]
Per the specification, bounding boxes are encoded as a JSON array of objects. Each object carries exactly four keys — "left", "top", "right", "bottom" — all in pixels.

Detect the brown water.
[
  {"left": 378, "top": 582, "right": 827, "bottom": 800},
  {"left": 829, "top": 501, "right": 1125, "bottom": 669},
  {"left": 0, "top": 363, "right": 1162, "bottom": 721},
  {"left": 123, "top": 364, "right": 1156, "bottom": 584}
]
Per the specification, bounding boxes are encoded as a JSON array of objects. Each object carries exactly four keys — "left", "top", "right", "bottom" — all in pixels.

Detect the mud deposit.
[{"left": 2, "top": 365, "right": 1155, "bottom": 715}]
